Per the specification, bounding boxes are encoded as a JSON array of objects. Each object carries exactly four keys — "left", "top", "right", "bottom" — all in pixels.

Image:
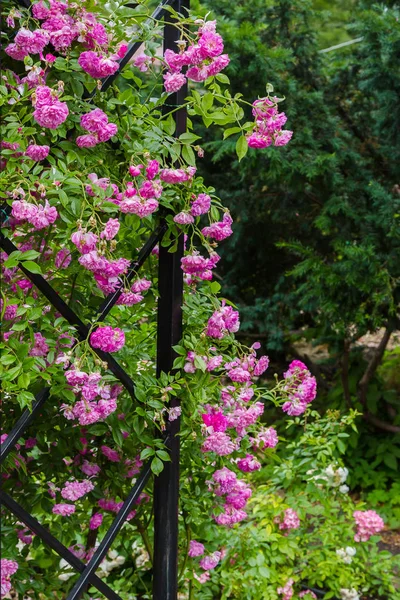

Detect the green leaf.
[
  {"left": 22, "top": 261, "right": 42, "bottom": 274},
  {"left": 172, "top": 345, "right": 186, "bottom": 356},
  {"left": 156, "top": 450, "right": 171, "bottom": 462},
  {"left": 179, "top": 132, "right": 201, "bottom": 144},
  {"left": 20, "top": 250, "right": 41, "bottom": 261},
  {"left": 216, "top": 73, "right": 230, "bottom": 84},
  {"left": 182, "top": 145, "right": 196, "bottom": 166},
  {"left": 3, "top": 365, "right": 22, "bottom": 381},
  {"left": 151, "top": 456, "right": 164, "bottom": 475},
  {"left": 201, "top": 92, "right": 214, "bottom": 112},
  {"left": 17, "top": 373, "right": 31, "bottom": 389},
  {"left": 236, "top": 135, "right": 248, "bottom": 162},
  {"left": 0, "top": 354, "right": 16, "bottom": 366},
  {"left": 140, "top": 447, "right": 155, "bottom": 460},
  {"left": 194, "top": 356, "right": 207, "bottom": 371},
  {"left": 210, "top": 281, "right": 221, "bottom": 294},
  {"left": 223, "top": 126, "right": 242, "bottom": 140},
  {"left": 383, "top": 453, "right": 398, "bottom": 471}
]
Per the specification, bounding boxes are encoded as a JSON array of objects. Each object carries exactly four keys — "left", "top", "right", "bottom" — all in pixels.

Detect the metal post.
[{"left": 152, "top": 1, "right": 188, "bottom": 598}]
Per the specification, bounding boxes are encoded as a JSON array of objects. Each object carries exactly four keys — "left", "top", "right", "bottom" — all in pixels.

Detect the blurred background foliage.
[{"left": 193, "top": 0, "right": 400, "bottom": 514}]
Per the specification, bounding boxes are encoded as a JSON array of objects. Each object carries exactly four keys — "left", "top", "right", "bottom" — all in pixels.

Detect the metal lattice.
[{"left": 0, "top": 1, "right": 189, "bottom": 598}]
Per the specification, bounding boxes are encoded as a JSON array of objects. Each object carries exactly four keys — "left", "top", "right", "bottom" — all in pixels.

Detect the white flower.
[
  {"left": 340, "top": 588, "right": 360, "bottom": 600},
  {"left": 58, "top": 559, "right": 75, "bottom": 581},
  {"left": 336, "top": 546, "right": 356, "bottom": 564},
  {"left": 323, "top": 464, "right": 349, "bottom": 487},
  {"left": 339, "top": 484, "right": 350, "bottom": 493}
]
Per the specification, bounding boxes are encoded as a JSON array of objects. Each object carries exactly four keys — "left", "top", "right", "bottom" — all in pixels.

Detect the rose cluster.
[
  {"left": 281, "top": 360, "right": 317, "bottom": 416},
  {"left": 11, "top": 187, "right": 58, "bottom": 231},
  {"left": 6, "top": 0, "right": 116, "bottom": 60},
  {"left": 76, "top": 108, "right": 118, "bottom": 148},
  {"left": 163, "top": 20, "right": 230, "bottom": 93},
  {"left": 32, "top": 84, "right": 69, "bottom": 129},
  {"left": 181, "top": 250, "right": 220, "bottom": 284},
  {"left": 353, "top": 509, "right": 384, "bottom": 542},
  {"left": 60, "top": 369, "right": 123, "bottom": 425},
  {"left": 118, "top": 160, "right": 163, "bottom": 217},
  {"left": 247, "top": 96, "right": 293, "bottom": 149},
  {"left": 0, "top": 559, "right": 19, "bottom": 598},
  {"left": 276, "top": 508, "right": 300, "bottom": 532}
]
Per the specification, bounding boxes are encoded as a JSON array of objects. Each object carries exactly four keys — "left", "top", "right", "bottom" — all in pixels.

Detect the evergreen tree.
[{"left": 197, "top": 0, "right": 400, "bottom": 438}]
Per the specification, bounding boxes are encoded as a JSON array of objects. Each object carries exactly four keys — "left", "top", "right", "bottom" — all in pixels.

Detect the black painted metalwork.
[
  {"left": 0, "top": 492, "right": 122, "bottom": 600},
  {"left": 2, "top": 0, "right": 188, "bottom": 598},
  {"left": 99, "top": 0, "right": 176, "bottom": 94},
  {"left": 0, "top": 389, "right": 49, "bottom": 464},
  {"left": 153, "top": 2, "right": 188, "bottom": 597},
  {"left": 65, "top": 458, "right": 154, "bottom": 599}
]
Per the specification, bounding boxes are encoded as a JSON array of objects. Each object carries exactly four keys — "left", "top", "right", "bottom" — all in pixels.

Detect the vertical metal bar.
[{"left": 152, "top": 1, "right": 188, "bottom": 598}]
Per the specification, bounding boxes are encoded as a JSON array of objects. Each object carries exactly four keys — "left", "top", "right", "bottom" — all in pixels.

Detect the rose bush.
[
  {"left": 0, "top": 1, "right": 389, "bottom": 598},
  {"left": 199, "top": 410, "right": 400, "bottom": 600}
]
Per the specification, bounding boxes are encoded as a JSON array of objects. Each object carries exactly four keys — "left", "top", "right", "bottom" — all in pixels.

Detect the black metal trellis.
[{"left": 1, "top": 1, "right": 188, "bottom": 598}]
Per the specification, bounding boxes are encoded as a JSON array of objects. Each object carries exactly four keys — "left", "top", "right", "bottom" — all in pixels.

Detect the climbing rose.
[
  {"left": 252, "top": 426, "right": 278, "bottom": 450},
  {"left": 6, "top": 27, "right": 49, "bottom": 59},
  {"left": 100, "top": 218, "right": 120, "bottom": 240},
  {"left": 163, "top": 71, "right": 186, "bottom": 93},
  {"left": 274, "top": 130, "right": 293, "bottom": 146},
  {"left": 191, "top": 193, "right": 211, "bottom": 216},
  {"left": 29, "top": 332, "right": 49, "bottom": 357},
  {"left": 199, "top": 551, "right": 221, "bottom": 571},
  {"left": 78, "top": 51, "right": 119, "bottom": 79},
  {"left": 101, "top": 445, "right": 121, "bottom": 462},
  {"left": 202, "top": 410, "right": 228, "bottom": 433},
  {"left": 237, "top": 454, "right": 261, "bottom": 473},
  {"left": 81, "top": 461, "right": 101, "bottom": 477},
  {"left": 12, "top": 199, "right": 58, "bottom": 230},
  {"left": 52, "top": 503, "right": 76, "bottom": 516},
  {"left": 202, "top": 432, "right": 235, "bottom": 456},
  {"left": 78, "top": 108, "right": 117, "bottom": 146},
  {"left": 160, "top": 167, "right": 195, "bottom": 184},
  {"left": 212, "top": 467, "right": 237, "bottom": 494},
  {"left": 61, "top": 480, "right": 94, "bottom": 501},
  {"left": 55, "top": 248, "right": 71, "bottom": 268},
  {"left": 174, "top": 211, "right": 194, "bottom": 225},
  {"left": 71, "top": 230, "right": 98, "bottom": 254},
  {"left": 90, "top": 326, "right": 125, "bottom": 352},
  {"left": 282, "top": 360, "right": 317, "bottom": 416},
  {"left": 247, "top": 133, "right": 272, "bottom": 149},
  {"left": 89, "top": 513, "right": 103, "bottom": 530},
  {"left": 32, "top": 85, "right": 69, "bottom": 129},
  {"left": 206, "top": 304, "right": 240, "bottom": 339},
  {"left": 25, "top": 144, "right": 50, "bottom": 160},
  {"left": 0, "top": 560, "right": 18, "bottom": 577},
  {"left": 188, "top": 540, "right": 205, "bottom": 557},
  {"left": 202, "top": 212, "right": 233, "bottom": 241},
  {"left": 0, "top": 559, "right": 18, "bottom": 598}
]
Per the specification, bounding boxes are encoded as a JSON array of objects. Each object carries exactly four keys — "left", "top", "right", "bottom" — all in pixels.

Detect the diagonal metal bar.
[
  {"left": 0, "top": 491, "right": 123, "bottom": 600},
  {"left": 98, "top": 0, "right": 176, "bottom": 94},
  {"left": 0, "top": 224, "right": 163, "bottom": 460},
  {"left": 0, "top": 231, "right": 135, "bottom": 395},
  {"left": 98, "top": 222, "right": 166, "bottom": 321},
  {"left": 0, "top": 388, "right": 49, "bottom": 465},
  {"left": 65, "top": 456, "right": 154, "bottom": 600}
]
